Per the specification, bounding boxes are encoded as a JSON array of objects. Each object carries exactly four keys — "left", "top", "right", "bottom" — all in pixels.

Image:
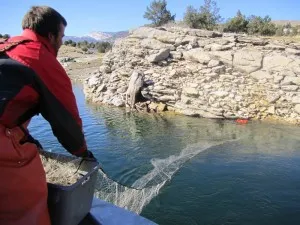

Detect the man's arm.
[
  {"left": 36, "top": 47, "right": 88, "bottom": 156},
  {"left": 4, "top": 37, "right": 90, "bottom": 157}
]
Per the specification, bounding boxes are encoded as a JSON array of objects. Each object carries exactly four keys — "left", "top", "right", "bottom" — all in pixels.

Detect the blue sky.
[{"left": 1, "top": 0, "right": 299, "bottom": 36}]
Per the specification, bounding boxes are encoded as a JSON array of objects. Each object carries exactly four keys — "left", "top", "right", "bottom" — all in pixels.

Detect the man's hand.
[{"left": 82, "top": 150, "right": 97, "bottom": 162}]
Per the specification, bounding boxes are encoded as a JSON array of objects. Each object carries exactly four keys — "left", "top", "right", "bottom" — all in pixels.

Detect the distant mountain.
[
  {"left": 63, "top": 35, "right": 98, "bottom": 43},
  {"left": 63, "top": 31, "right": 129, "bottom": 43}
]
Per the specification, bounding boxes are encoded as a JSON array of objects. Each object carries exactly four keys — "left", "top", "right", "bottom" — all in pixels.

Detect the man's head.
[{"left": 22, "top": 6, "right": 67, "bottom": 54}]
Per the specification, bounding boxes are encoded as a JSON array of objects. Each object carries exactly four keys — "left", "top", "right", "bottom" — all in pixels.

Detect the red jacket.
[{"left": 0, "top": 29, "right": 87, "bottom": 156}]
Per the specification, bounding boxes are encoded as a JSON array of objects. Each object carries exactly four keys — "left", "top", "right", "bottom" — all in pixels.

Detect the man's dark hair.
[{"left": 22, "top": 6, "right": 67, "bottom": 38}]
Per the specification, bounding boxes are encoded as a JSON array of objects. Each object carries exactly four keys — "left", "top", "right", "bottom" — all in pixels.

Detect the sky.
[{"left": 1, "top": 0, "right": 299, "bottom": 36}]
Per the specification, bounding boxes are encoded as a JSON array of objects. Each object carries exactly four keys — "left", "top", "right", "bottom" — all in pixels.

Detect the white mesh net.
[
  {"left": 39, "top": 139, "right": 235, "bottom": 214},
  {"left": 94, "top": 139, "right": 234, "bottom": 214}
]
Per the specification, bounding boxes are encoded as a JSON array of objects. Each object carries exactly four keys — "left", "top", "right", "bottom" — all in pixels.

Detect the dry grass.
[
  {"left": 64, "top": 57, "right": 103, "bottom": 82},
  {"left": 58, "top": 45, "right": 103, "bottom": 58},
  {"left": 57, "top": 45, "right": 104, "bottom": 81},
  {"left": 58, "top": 45, "right": 87, "bottom": 58},
  {"left": 265, "top": 35, "right": 300, "bottom": 43}
]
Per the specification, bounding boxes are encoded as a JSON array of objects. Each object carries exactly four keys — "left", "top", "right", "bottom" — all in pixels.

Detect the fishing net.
[
  {"left": 94, "top": 169, "right": 163, "bottom": 214},
  {"left": 40, "top": 154, "right": 87, "bottom": 186},
  {"left": 39, "top": 138, "right": 235, "bottom": 214},
  {"left": 94, "top": 139, "right": 235, "bottom": 214}
]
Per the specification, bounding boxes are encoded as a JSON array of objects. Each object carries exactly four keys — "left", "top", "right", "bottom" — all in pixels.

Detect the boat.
[
  {"left": 41, "top": 150, "right": 157, "bottom": 225},
  {"left": 78, "top": 198, "right": 157, "bottom": 225}
]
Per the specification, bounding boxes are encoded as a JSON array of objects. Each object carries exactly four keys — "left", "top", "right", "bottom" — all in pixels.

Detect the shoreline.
[{"left": 60, "top": 41, "right": 300, "bottom": 127}]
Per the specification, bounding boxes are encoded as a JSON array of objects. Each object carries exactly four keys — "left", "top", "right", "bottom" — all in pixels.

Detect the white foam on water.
[{"left": 95, "top": 139, "right": 235, "bottom": 214}]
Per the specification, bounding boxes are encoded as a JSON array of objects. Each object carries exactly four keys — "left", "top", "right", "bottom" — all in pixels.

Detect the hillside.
[
  {"left": 82, "top": 26, "right": 300, "bottom": 125},
  {"left": 63, "top": 31, "right": 129, "bottom": 43},
  {"left": 273, "top": 20, "right": 300, "bottom": 26},
  {"left": 58, "top": 45, "right": 103, "bottom": 82}
]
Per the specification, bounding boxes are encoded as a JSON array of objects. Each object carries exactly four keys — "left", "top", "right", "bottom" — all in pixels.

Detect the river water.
[{"left": 28, "top": 84, "right": 300, "bottom": 225}]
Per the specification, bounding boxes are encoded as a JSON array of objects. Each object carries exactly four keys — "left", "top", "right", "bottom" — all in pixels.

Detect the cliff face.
[{"left": 83, "top": 26, "right": 300, "bottom": 124}]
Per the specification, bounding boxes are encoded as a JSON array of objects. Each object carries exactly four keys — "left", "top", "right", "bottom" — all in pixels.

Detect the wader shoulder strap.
[
  {"left": 0, "top": 39, "right": 31, "bottom": 53},
  {"left": 0, "top": 38, "right": 8, "bottom": 43}
]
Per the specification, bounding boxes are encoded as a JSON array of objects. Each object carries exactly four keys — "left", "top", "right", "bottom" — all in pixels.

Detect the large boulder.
[
  {"left": 263, "top": 53, "right": 294, "bottom": 73},
  {"left": 233, "top": 49, "right": 263, "bottom": 73},
  {"left": 141, "top": 38, "right": 174, "bottom": 50},
  {"left": 210, "top": 51, "right": 233, "bottom": 65},
  {"left": 147, "top": 48, "right": 170, "bottom": 63},
  {"left": 250, "top": 71, "right": 272, "bottom": 81},
  {"left": 130, "top": 27, "right": 178, "bottom": 44},
  {"left": 183, "top": 49, "right": 211, "bottom": 64}
]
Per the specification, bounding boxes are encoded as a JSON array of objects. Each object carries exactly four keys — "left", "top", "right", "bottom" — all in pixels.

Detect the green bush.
[
  {"left": 96, "top": 42, "right": 112, "bottom": 53},
  {"left": 97, "top": 45, "right": 106, "bottom": 53},
  {"left": 183, "top": 6, "right": 201, "bottom": 29},
  {"left": 282, "top": 23, "right": 299, "bottom": 36},
  {"left": 0, "top": 34, "right": 10, "bottom": 39},
  {"left": 291, "top": 27, "right": 299, "bottom": 36},
  {"left": 223, "top": 10, "right": 248, "bottom": 33},
  {"left": 275, "top": 25, "right": 284, "bottom": 36},
  {"left": 89, "top": 43, "right": 95, "bottom": 49},
  {"left": 144, "top": 0, "right": 175, "bottom": 26},
  {"left": 77, "top": 42, "right": 82, "bottom": 48},
  {"left": 77, "top": 41, "right": 89, "bottom": 48},
  {"left": 81, "top": 47, "right": 88, "bottom": 52},
  {"left": 247, "top": 15, "right": 276, "bottom": 36},
  {"left": 294, "top": 25, "right": 300, "bottom": 35},
  {"left": 64, "top": 40, "right": 75, "bottom": 46},
  {"left": 183, "top": 0, "right": 221, "bottom": 30},
  {"left": 284, "top": 22, "right": 292, "bottom": 29}
]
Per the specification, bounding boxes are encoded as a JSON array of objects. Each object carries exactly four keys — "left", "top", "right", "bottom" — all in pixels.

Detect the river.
[{"left": 28, "top": 84, "right": 300, "bottom": 225}]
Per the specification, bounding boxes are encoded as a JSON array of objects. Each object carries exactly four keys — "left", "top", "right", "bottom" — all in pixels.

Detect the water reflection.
[{"left": 87, "top": 101, "right": 300, "bottom": 157}]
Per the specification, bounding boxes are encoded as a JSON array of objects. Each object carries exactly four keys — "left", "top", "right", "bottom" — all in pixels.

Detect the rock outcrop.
[{"left": 83, "top": 26, "right": 300, "bottom": 125}]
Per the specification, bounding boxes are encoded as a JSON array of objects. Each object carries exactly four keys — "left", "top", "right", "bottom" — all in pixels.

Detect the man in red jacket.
[{"left": 0, "top": 6, "right": 95, "bottom": 225}]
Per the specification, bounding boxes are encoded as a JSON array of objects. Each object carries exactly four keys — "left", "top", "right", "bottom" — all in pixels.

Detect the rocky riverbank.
[{"left": 83, "top": 26, "right": 300, "bottom": 125}]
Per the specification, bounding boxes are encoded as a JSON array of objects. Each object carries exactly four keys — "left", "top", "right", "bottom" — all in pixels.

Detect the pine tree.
[{"left": 144, "top": 0, "right": 175, "bottom": 26}]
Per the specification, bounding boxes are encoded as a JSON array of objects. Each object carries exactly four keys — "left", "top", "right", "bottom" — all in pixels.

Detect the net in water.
[{"left": 95, "top": 139, "right": 234, "bottom": 214}]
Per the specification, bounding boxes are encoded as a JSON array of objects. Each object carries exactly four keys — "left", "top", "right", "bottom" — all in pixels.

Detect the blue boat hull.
[{"left": 79, "top": 198, "right": 157, "bottom": 225}]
